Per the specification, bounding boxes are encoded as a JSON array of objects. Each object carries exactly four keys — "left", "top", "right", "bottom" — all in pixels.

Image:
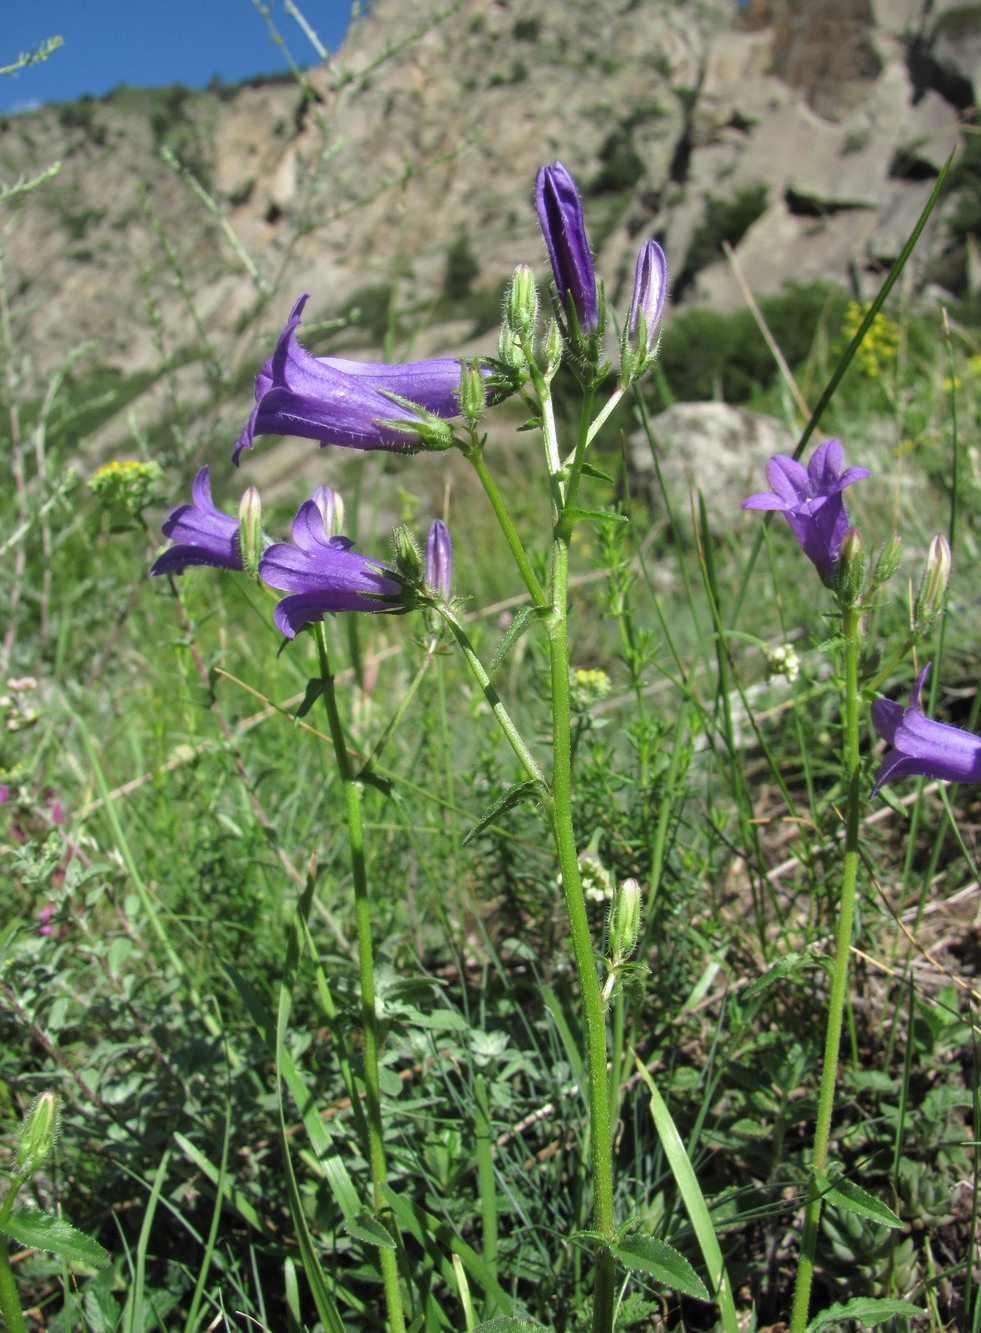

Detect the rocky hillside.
[{"left": 0, "top": 0, "right": 978, "bottom": 466}]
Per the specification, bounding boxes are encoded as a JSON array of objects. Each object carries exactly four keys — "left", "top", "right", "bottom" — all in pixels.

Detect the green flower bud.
[
  {"left": 609, "top": 878, "right": 642, "bottom": 963},
  {"left": 871, "top": 532, "right": 903, "bottom": 588},
  {"left": 506, "top": 263, "right": 538, "bottom": 341},
  {"left": 914, "top": 534, "right": 951, "bottom": 631},
  {"left": 310, "top": 486, "right": 344, "bottom": 538},
  {"left": 391, "top": 524, "right": 423, "bottom": 584},
  {"left": 237, "top": 485, "right": 263, "bottom": 582},
  {"left": 15, "top": 1090, "right": 59, "bottom": 1178},
  {"left": 835, "top": 526, "right": 865, "bottom": 607},
  {"left": 543, "top": 318, "right": 564, "bottom": 377},
  {"left": 458, "top": 361, "right": 488, "bottom": 428}
]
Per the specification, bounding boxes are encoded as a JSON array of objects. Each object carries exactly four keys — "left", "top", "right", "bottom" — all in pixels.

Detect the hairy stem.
[
  {"left": 314, "top": 624, "right": 406, "bottom": 1333},
  {"left": 790, "top": 604, "right": 863, "bottom": 1332}
]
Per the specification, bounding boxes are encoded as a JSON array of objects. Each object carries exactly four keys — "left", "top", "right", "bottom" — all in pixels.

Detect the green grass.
[{"left": 3, "top": 48, "right": 981, "bottom": 1333}]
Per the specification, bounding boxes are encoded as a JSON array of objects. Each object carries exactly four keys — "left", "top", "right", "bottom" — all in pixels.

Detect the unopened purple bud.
[
  {"left": 310, "top": 485, "right": 344, "bottom": 538},
  {"left": 627, "top": 240, "right": 668, "bottom": 351},
  {"left": 535, "top": 162, "right": 598, "bottom": 334},
  {"left": 426, "top": 519, "right": 452, "bottom": 600}
]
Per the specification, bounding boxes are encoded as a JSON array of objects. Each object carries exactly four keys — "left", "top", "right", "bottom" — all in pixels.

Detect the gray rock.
[{"left": 627, "top": 402, "right": 793, "bottom": 527}]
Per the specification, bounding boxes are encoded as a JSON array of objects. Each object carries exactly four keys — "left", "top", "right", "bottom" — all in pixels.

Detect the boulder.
[{"left": 627, "top": 402, "right": 793, "bottom": 528}]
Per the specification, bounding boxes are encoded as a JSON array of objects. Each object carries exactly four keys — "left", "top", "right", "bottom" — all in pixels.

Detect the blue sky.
[{"left": 1, "top": 2, "right": 352, "bottom": 115}]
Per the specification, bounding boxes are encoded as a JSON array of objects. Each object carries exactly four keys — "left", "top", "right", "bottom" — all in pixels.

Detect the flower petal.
[
  {"left": 807, "top": 439, "right": 842, "bottom": 490},
  {"left": 869, "top": 696, "right": 904, "bottom": 747},
  {"left": 151, "top": 466, "right": 242, "bottom": 575},
  {"left": 764, "top": 455, "right": 809, "bottom": 505},
  {"left": 741, "top": 491, "right": 789, "bottom": 512}
]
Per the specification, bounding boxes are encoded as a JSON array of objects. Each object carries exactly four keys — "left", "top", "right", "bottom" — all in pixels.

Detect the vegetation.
[{"left": 2, "top": 15, "right": 981, "bottom": 1333}]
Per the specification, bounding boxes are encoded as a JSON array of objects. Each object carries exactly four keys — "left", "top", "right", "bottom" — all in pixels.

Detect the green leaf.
[
  {"left": 610, "top": 1235, "right": 710, "bottom": 1302},
  {"left": 820, "top": 1170, "right": 902, "bottom": 1228},
  {"left": 489, "top": 604, "right": 550, "bottom": 672},
  {"left": 294, "top": 678, "right": 323, "bottom": 720},
  {"left": 0, "top": 1207, "right": 111, "bottom": 1268},
  {"left": 806, "top": 1297, "right": 926, "bottom": 1331},
  {"left": 473, "top": 1321, "right": 547, "bottom": 1332},
  {"left": 742, "top": 951, "right": 831, "bottom": 1003},
  {"left": 578, "top": 461, "right": 615, "bottom": 484},
  {"left": 462, "top": 779, "right": 547, "bottom": 846},
  {"left": 345, "top": 1210, "right": 396, "bottom": 1250},
  {"left": 562, "top": 507, "right": 628, "bottom": 525},
  {"left": 382, "top": 1185, "right": 514, "bottom": 1316},
  {"left": 633, "top": 1060, "right": 740, "bottom": 1333}
]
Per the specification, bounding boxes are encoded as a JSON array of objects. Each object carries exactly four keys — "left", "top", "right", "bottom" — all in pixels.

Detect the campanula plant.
[
  {"left": 741, "top": 436, "right": 950, "bottom": 1333},
  {"left": 147, "top": 160, "right": 675, "bottom": 1333}
]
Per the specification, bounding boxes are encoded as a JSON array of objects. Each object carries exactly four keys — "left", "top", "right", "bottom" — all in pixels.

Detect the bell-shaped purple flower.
[
  {"left": 425, "top": 518, "right": 452, "bottom": 600},
  {"left": 258, "top": 498, "right": 403, "bottom": 639},
  {"left": 535, "top": 161, "right": 599, "bottom": 334},
  {"left": 234, "top": 295, "right": 475, "bottom": 464},
  {"left": 626, "top": 239, "right": 668, "bottom": 350},
  {"left": 741, "top": 439, "right": 870, "bottom": 583},
  {"left": 871, "top": 664, "right": 981, "bottom": 795},
  {"left": 149, "top": 466, "right": 242, "bottom": 576}
]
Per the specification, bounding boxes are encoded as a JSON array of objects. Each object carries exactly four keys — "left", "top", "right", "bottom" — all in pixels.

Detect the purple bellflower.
[
  {"left": 535, "top": 161, "right": 599, "bottom": 334},
  {"left": 149, "top": 466, "right": 243, "bottom": 576},
  {"left": 871, "top": 664, "right": 981, "bottom": 796},
  {"left": 258, "top": 498, "right": 403, "bottom": 639},
  {"left": 626, "top": 239, "right": 668, "bottom": 350},
  {"left": 741, "top": 439, "right": 870, "bottom": 583},
  {"left": 425, "top": 518, "right": 452, "bottom": 600},
  {"left": 235, "top": 295, "right": 476, "bottom": 464}
]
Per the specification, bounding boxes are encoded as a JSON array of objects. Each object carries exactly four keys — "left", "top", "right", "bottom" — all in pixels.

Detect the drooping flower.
[
  {"left": 626, "top": 239, "right": 668, "bottom": 350},
  {"left": 425, "top": 519, "right": 452, "bottom": 600},
  {"left": 535, "top": 161, "right": 599, "bottom": 334},
  {"left": 258, "top": 498, "right": 403, "bottom": 639},
  {"left": 871, "top": 664, "right": 981, "bottom": 796},
  {"left": 741, "top": 439, "right": 870, "bottom": 583},
  {"left": 149, "top": 466, "right": 242, "bottom": 576},
  {"left": 234, "top": 295, "right": 477, "bottom": 464}
]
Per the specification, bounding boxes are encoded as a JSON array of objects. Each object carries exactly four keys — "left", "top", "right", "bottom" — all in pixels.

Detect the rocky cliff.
[{"left": 0, "top": 0, "right": 977, "bottom": 462}]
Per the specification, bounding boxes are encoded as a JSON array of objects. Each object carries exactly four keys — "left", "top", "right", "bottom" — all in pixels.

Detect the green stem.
[
  {"left": 563, "top": 384, "right": 596, "bottom": 514},
  {"left": 435, "top": 606, "right": 547, "bottom": 788},
  {"left": 474, "top": 1074, "right": 500, "bottom": 1315},
  {"left": 314, "top": 624, "right": 406, "bottom": 1333},
  {"left": 0, "top": 1180, "right": 25, "bottom": 1333},
  {"left": 548, "top": 533, "right": 617, "bottom": 1333},
  {"left": 789, "top": 604, "right": 863, "bottom": 1333},
  {"left": 466, "top": 444, "right": 547, "bottom": 607},
  {"left": 0, "top": 1239, "right": 25, "bottom": 1333}
]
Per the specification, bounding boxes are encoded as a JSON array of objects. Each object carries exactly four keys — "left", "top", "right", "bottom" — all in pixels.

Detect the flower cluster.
[
  {"left": 149, "top": 467, "right": 458, "bottom": 639},
  {"left": 150, "top": 161, "right": 669, "bottom": 642},
  {"left": 535, "top": 160, "right": 667, "bottom": 376}
]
